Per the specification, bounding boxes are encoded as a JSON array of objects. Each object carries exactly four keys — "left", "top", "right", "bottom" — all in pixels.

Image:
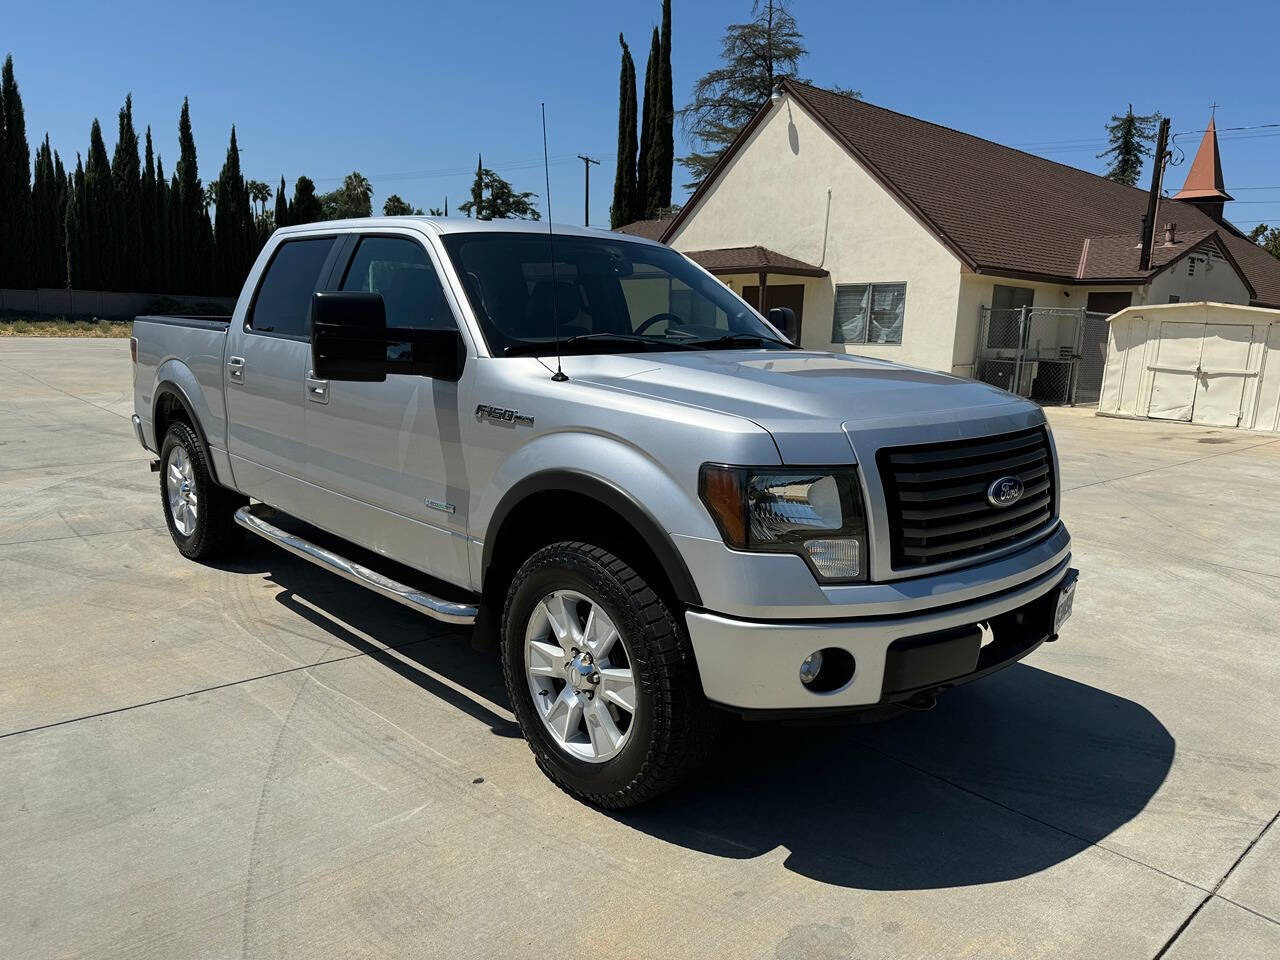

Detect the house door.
[
  {"left": 1146, "top": 321, "right": 1254, "bottom": 426},
  {"left": 743, "top": 283, "right": 805, "bottom": 342}
]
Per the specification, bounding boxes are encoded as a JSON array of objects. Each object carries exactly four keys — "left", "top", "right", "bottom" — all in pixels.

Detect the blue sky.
[{"left": 7, "top": 1, "right": 1279, "bottom": 231}]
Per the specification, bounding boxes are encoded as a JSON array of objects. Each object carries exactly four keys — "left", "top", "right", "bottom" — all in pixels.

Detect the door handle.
[
  {"left": 305, "top": 373, "right": 330, "bottom": 404},
  {"left": 227, "top": 356, "right": 245, "bottom": 382}
]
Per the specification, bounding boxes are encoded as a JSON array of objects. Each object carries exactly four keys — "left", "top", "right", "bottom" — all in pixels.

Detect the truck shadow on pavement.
[
  {"left": 615, "top": 665, "right": 1175, "bottom": 891},
  {"left": 217, "top": 540, "right": 519, "bottom": 740},
  {"left": 219, "top": 541, "right": 1173, "bottom": 892}
]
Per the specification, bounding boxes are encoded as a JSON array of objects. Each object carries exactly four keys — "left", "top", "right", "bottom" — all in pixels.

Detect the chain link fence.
[{"left": 975, "top": 306, "right": 1111, "bottom": 405}]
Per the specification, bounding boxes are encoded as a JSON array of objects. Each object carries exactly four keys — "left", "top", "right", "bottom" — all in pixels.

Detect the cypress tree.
[
  {"left": 290, "top": 175, "right": 321, "bottom": 224},
  {"left": 175, "top": 98, "right": 204, "bottom": 292},
  {"left": 54, "top": 149, "right": 67, "bottom": 287},
  {"left": 155, "top": 155, "right": 170, "bottom": 291},
  {"left": 610, "top": 35, "right": 638, "bottom": 228},
  {"left": 649, "top": 0, "right": 674, "bottom": 214},
  {"left": 636, "top": 27, "right": 660, "bottom": 220},
  {"left": 85, "top": 120, "right": 114, "bottom": 290},
  {"left": 1, "top": 55, "right": 34, "bottom": 288},
  {"left": 64, "top": 156, "right": 85, "bottom": 289},
  {"left": 468, "top": 154, "right": 483, "bottom": 218},
  {"left": 32, "top": 135, "right": 58, "bottom": 286},
  {"left": 141, "top": 127, "right": 156, "bottom": 290},
  {"left": 214, "top": 126, "right": 256, "bottom": 295},
  {"left": 112, "top": 94, "right": 142, "bottom": 291},
  {"left": 274, "top": 175, "right": 288, "bottom": 228}
]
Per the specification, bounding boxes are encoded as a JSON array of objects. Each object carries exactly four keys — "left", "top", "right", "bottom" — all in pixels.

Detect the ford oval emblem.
[{"left": 986, "top": 475, "right": 1024, "bottom": 508}]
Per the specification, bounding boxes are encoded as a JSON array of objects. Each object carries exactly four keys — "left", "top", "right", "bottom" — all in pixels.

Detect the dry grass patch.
[{"left": 0, "top": 319, "right": 132, "bottom": 338}]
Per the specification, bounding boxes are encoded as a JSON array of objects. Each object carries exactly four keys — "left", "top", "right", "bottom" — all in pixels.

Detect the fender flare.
[
  {"left": 482, "top": 469, "right": 702, "bottom": 607},
  {"left": 152, "top": 380, "right": 223, "bottom": 485}
]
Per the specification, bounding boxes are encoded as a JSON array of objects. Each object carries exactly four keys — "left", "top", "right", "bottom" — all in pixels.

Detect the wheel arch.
[
  {"left": 481, "top": 471, "right": 702, "bottom": 610},
  {"left": 152, "top": 381, "right": 223, "bottom": 485}
]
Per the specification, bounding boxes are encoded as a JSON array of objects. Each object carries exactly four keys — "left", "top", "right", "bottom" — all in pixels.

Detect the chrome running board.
[{"left": 234, "top": 503, "right": 478, "bottom": 626}]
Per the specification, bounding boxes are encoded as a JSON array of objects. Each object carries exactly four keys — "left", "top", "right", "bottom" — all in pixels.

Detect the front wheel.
[{"left": 500, "top": 540, "right": 720, "bottom": 808}]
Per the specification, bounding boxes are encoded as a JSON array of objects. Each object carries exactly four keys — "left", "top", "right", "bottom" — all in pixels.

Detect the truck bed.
[{"left": 131, "top": 314, "right": 233, "bottom": 460}]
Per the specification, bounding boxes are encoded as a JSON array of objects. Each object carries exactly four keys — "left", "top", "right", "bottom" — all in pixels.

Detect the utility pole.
[
  {"left": 1139, "top": 117, "right": 1171, "bottom": 272},
  {"left": 577, "top": 155, "right": 600, "bottom": 226}
]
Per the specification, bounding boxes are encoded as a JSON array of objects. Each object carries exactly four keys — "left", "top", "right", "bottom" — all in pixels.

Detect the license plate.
[{"left": 1054, "top": 577, "right": 1077, "bottom": 632}]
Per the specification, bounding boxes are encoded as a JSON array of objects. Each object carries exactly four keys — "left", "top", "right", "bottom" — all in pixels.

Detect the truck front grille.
[{"left": 877, "top": 426, "right": 1055, "bottom": 569}]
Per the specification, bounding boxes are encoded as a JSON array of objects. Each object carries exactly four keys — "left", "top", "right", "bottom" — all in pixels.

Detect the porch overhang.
[{"left": 684, "top": 245, "right": 829, "bottom": 278}]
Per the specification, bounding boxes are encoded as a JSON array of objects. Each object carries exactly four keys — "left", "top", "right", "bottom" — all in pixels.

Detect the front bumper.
[{"left": 686, "top": 556, "right": 1075, "bottom": 712}]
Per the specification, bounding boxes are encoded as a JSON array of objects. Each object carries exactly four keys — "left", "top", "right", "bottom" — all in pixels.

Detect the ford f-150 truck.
[{"left": 131, "top": 217, "right": 1077, "bottom": 808}]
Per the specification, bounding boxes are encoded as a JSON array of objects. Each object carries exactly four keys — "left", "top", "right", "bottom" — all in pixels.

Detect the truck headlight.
[{"left": 699, "top": 465, "right": 868, "bottom": 582}]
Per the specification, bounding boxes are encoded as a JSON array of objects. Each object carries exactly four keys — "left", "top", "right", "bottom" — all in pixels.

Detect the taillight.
[{"left": 130, "top": 336, "right": 138, "bottom": 363}]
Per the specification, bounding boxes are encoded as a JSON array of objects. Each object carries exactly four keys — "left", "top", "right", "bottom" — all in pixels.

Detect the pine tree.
[
  {"left": 1, "top": 55, "right": 34, "bottom": 287},
  {"left": 112, "top": 94, "right": 142, "bottom": 291},
  {"left": 1098, "top": 105, "right": 1162, "bottom": 187},
  {"left": 141, "top": 127, "right": 156, "bottom": 290},
  {"left": 610, "top": 35, "right": 639, "bottom": 228},
  {"left": 649, "top": 0, "right": 674, "bottom": 214},
  {"left": 290, "top": 175, "right": 321, "bottom": 224},
  {"left": 274, "top": 175, "right": 288, "bottom": 228},
  {"left": 637, "top": 26, "right": 660, "bottom": 218},
  {"left": 680, "top": 0, "right": 809, "bottom": 188},
  {"left": 85, "top": 120, "right": 114, "bottom": 290}
]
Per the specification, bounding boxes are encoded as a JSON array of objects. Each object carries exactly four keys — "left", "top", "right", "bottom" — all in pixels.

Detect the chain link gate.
[{"left": 975, "top": 306, "right": 1111, "bottom": 405}]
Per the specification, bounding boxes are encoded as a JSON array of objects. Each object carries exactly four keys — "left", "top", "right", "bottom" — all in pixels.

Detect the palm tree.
[
  {"left": 246, "top": 180, "right": 272, "bottom": 220},
  {"left": 204, "top": 181, "right": 218, "bottom": 212}
]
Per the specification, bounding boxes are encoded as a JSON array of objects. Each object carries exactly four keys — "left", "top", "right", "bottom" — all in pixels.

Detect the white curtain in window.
[
  {"left": 832, "top": 284, "right": 869, "bottom": 343},
  {"left": 869, "top": 284, "right": 905, "bottom": 343}
]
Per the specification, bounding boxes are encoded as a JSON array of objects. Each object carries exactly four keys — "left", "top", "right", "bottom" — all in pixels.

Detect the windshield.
[{"left": 439, "top": 232, "right": 793, "bottom": 356}]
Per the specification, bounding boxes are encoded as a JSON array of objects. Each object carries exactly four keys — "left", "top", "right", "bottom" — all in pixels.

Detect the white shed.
[{"left": 1099, "top": 301, "right": 1280, "bottom": 431}]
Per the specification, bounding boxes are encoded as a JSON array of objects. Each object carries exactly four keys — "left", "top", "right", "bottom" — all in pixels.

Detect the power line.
[{"left": 311, "top": 152, "right": 616, "bottom": 184}]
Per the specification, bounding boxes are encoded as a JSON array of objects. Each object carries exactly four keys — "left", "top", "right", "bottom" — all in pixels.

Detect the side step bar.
[{"left": 234, "top": 504, "right": 478, "bottom": 626}]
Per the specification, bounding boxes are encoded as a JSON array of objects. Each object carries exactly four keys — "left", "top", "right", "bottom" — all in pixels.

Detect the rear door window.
[{"left": 248, "top": 237, "right": 338, "bottom": 337}]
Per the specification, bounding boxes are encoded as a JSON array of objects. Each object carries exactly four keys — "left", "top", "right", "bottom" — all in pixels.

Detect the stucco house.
[{"left": 621, "top": 81, "right": 1280, "bottom": 403}]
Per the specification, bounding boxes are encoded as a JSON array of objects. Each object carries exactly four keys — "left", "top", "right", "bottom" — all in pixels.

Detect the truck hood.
[{"left": 560, "top": 349, "right": 1038, "bottom": 463}]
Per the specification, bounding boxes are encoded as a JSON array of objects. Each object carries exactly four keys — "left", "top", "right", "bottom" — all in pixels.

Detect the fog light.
[{"left": 799, "top": 650, "right": 824, "bottom": 685}]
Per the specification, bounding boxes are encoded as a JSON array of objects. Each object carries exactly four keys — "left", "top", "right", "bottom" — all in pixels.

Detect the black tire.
[
  {"left": 159, "top": 421, "right": 246, "bottom": 561},
  {"left": 500, "top": 540, "right": 720, "bottom": 808}
]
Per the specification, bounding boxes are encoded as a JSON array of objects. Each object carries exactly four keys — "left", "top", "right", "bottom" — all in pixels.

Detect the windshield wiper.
[{"left": 691, "top": 332, "right": 796, "bottom": 349}]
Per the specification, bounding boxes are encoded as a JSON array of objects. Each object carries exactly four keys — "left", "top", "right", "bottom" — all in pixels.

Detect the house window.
[{"left": 832, "top": 283, "right": 906, "bottom": 344}]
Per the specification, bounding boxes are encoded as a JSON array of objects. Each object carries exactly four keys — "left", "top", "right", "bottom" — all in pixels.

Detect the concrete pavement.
[{"left": 1, "top": 338, "right": 1277, "bottom": 958}]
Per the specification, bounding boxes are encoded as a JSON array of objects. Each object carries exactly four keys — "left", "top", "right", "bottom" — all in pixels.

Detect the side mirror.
[
  {"left": 311, "top": 291, "right": 465, "bottom": 383},
  {"left": 768, "top": 306, "right": 797, "bottom": 341}
]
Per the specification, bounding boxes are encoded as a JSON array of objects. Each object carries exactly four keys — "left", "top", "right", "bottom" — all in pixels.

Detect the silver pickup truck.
[{"left": 131, "top": 217, "right": 1077, "bottom": 807}]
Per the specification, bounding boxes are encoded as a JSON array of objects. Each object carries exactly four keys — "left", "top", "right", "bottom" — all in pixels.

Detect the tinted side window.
[
  {"left": 248, "top": 237, "right": 337, "bottom": 336},
  {"left": 340, "top": 236, "right": 456, "bottom": 331}
]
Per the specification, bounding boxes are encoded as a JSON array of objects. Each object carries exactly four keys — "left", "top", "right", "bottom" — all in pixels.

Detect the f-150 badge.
[{"left": 475, "top": 404, "right": 535, "bottom": 427}]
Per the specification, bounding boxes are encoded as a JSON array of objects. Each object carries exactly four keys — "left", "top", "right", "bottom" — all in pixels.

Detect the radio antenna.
[{"left": 541, "top": 102, "right": 568, "bottom": 382}]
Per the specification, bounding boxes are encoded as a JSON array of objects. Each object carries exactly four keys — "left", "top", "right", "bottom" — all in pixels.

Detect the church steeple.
[{"left": 1173, "top": 113, "right": 1232, "bottom": 221}]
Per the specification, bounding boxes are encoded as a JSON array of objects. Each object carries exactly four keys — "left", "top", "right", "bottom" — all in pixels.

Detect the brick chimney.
[
  {"left": 1173, "top": 115, "right": 1232, "bottom": 222},
  {"left": 1164, "top": 222, "right": 1177, "bottom": 245}
]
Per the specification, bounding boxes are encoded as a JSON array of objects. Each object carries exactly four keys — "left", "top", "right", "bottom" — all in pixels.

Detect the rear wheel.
[
  {"left": 159, "top": 421, "right": 245, "bottom": 561},
  {"left": 501, "top": 540, "right": 719, "bottom": 808}
]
